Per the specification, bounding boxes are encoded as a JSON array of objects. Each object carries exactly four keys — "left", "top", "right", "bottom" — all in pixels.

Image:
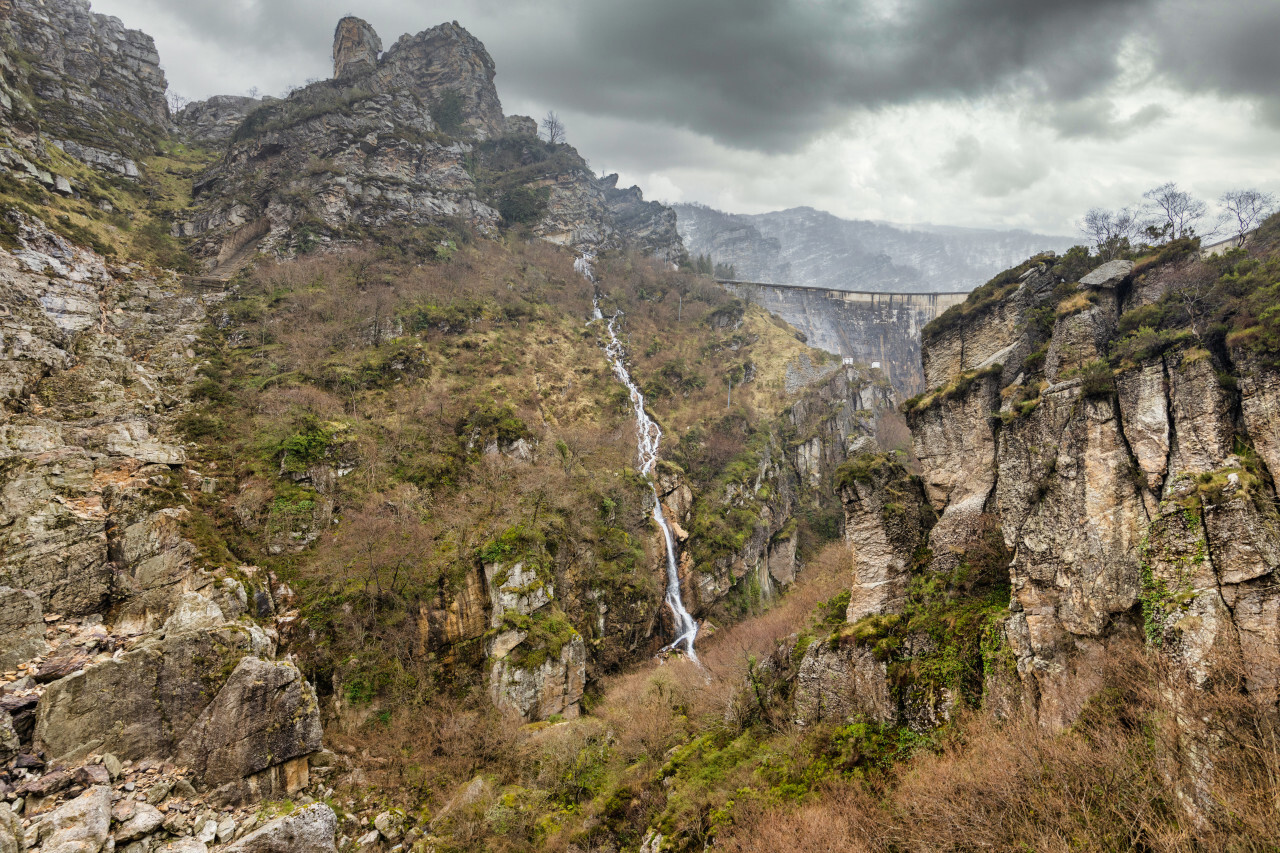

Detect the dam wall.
[{"left": 721, "top": 280, "right": 969, "bottom": 396}]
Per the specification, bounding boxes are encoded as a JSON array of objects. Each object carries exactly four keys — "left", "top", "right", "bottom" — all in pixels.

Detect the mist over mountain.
[{"left": 675, "top": 202, "right": 1079, "bottom": 292}]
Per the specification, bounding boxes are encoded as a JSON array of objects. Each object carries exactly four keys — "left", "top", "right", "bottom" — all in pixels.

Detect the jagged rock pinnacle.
[{"left": 333, "top": 15, "right": 382, "bottom": 79}]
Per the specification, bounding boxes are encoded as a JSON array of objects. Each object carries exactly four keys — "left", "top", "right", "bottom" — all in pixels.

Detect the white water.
[{"left": 578, "top": 254, "right": 699, "bottom": 661}]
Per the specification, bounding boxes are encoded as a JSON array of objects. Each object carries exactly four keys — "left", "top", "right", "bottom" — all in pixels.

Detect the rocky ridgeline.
[
  {"left": 176, "top": 17, "right": 683, "bottom": 268},
  {"left": 0, "top": 212, "right": 342, "bottom": 850},
  {"left": 804, "top": 243, "right": 1280, "bottom": 742},
  {"left": 675, "top": 203, "right": 1077, "bottom": 294}
]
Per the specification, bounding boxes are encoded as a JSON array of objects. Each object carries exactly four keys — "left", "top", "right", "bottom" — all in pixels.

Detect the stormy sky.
[{"left": 91, "top": 0, "right": 1280, "bottom": 235}]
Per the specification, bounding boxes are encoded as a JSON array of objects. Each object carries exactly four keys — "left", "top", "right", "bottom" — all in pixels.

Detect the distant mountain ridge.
[{"left": 675, "top": 203, "right": 1078, "bottom": 293}]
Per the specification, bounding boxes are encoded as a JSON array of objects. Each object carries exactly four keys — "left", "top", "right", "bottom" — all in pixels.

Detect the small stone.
[
  {"left": 123, "top": 782, "right": 135, "bottom": 792},
  {"left": 101, "top": 754, "right": 123, "bottom": 781},
  {"left": 114, "top": 802, "right": 163, "bottom": 842},
  {"left": 196, "top": 817, "right": 217, "bottom": 843},
  {"left": 75, "top": 765, "right": 111, "bottom": 787},
  {"left": 35, "top": 647, "right": 91, "bottom": 683},
  {"left": 172, "top": 779, "right": 196, "bottom": 799},
  {"left": 16, "top": 769, "right": 72, "bottom": 798},
  {"left": 145, "top": 780, "right": 171, "bottom": 805},
  {"left": 112, "top": 799, "right": 137, "bottom": 822},
  {"left": 162, "top": 811, "right": 188, "bottom": 834}
]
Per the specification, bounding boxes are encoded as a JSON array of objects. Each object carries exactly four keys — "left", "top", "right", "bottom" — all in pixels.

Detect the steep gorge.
[{"left": 0, "top": 2, "right": 1277, "bottom": 852}]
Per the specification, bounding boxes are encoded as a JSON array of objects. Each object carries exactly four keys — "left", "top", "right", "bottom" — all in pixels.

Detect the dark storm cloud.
[
  {"left": 95, "top": 0, "right": 1280, "bottom": 151},
  {"left": 503, "top": 0, "right": 1161, "bottom": 151},
  {"left": 1146, "top": 0, "right": 1280, "bottom": 125}
]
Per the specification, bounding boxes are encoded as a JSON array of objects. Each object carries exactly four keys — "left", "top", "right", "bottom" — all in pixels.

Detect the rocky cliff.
[
  {"left": 0, "top": 211, "right": 339, "bottom": 851},
  {"left": 676, "top": 203, "right": 1077, "bottom": 294},
  {"left": 810, "top": 225, "right": 1280, "bottom": 752},
  {"left": 0, "top": 0, "right": 170, "bottom": 177}
]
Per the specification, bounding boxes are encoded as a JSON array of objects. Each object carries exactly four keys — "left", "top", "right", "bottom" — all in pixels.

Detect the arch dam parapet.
[{"left": 718, "top": 279, "right": 969, "bottom": 397}]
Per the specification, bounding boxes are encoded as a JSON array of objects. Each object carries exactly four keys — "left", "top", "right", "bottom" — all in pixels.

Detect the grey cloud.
[
  {"left": 1147, "top": 0, "right": 1280, "bottom": 125},
  {"left": 509, "top": 0, "right": 1161, "bottom": 152},
  {"left": 100, "top": 0, "right": 1164, "bottom": 151},
  {"left": 1048, "top": 99, "right": 1171, "bottom": 140}
]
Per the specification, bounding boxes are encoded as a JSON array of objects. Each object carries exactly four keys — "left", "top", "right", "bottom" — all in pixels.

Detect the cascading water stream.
[{"left": 578, "top": 254, "right": 699, "bottom": 661}]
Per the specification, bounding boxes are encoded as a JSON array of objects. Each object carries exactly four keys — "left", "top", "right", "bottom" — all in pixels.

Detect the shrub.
[
  {"left": 498, "top": 185, "right": 549, "bottom": 226},
  {"left": 1077, "top": 359, "right": 1115, "bottom": 398},
  {"left": 430, "top": 89, "right": 466, "bottom": 135}
]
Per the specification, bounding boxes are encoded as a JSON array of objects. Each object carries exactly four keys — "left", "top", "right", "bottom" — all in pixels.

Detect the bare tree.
[
  {"left": 1080, "top": 206, "right": 1146, "bottom": 260},
  {"left": 166, "top": 91, "right": 189, "bottom": 115},
  {"left": 541, "top": 110, "right": 565, "bottom": 146},
  {"left": 1219, "top": 188, "right": 1277, "bottom": 247},
  {"left": 1143, "top": 181, "right": 1208, "bottom": 241}
]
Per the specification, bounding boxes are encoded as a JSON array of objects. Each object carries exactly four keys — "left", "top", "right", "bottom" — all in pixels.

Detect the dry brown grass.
[{"left": 716, "top": 644, "right": 1280, "bottom": 853}]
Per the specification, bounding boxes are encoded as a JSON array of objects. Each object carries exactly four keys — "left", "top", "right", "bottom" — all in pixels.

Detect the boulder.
[
  {"left": 34, "top": 625, "right": 268, "bottom": 765},
  {"left": 114, "top": 802, "right": 163, "bottom": 842},
  {"left": 793, "top": 638, "right": 896, "bottom": 727},
  {"left": 221, "top": 804, "right": 337, "bottom": 853},
  {"left": 34, "top": 646, "right": 92, "bottom": 684},
  {"left": 0, "top": 803, "right": 20, "bottom": 853},
  {"left": 28, "top": 786, "right": 111, "bottom": 853},
  {"left": 1079, "top": 259, "right": 1134, "bottom": 289},
  {"left": 177, "top": 657, "right": 322, "bottom": 789}
]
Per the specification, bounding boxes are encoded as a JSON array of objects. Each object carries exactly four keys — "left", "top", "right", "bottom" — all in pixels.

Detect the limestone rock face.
[
  {"left": 175, "top": 95, "right": 265, "bottom": 146},
  {"left": 0, "top": 586, "right": 48, "bottom": 669},
  {"left": 908, "top": 371, "right": 1001, "bottom": 572},
  {"left": 0, "top": 213, "right": 205, "bottom": 619},
  {"left": 690, "top": 364, "right": 894, "bottom": 611},
  {"left": 489, "top": 634, "right": 587, "bottom": 723},
  {"left": 841, "top": 458, "right": 933, "bottom": 622},
  {"left": 333, "top": 17, "right": 382, "bottom": 79},
  {"left": 895, "top": 252, "right": 1280, "bottom": 726},
  {"left": 3, "top": 0, "right": 170, "bottom": 170}
]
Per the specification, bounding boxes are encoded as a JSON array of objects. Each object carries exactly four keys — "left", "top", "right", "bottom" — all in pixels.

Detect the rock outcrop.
[
  {"left": 1, "top": 0, "right": 170, "bottom": 173},
  {"left": 175, "top": 96, "right": 265, "bottom": 147},
  {"left": 0, "top": 212, "right": 333, "bottom": 847},
  {"left": 178, "top": 17, "right": 685, "bottom": 266},
  {"left": 333, "top": 16, "right": 382, "bottom": 79}
]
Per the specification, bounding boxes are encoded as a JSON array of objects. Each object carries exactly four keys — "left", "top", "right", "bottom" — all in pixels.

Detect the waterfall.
[{"left": 579, "top": 254, "right": 699, "bottom": 661}]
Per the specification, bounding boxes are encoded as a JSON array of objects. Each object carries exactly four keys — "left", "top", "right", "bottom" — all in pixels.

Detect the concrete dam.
[{"left": 719, "top": 280, "right": 969, "bottom": 396}]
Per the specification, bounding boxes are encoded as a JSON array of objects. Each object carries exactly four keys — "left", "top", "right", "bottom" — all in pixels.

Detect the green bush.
[
  {"left": 498, "top": 185, "right": 549, "bottom": 226},
  {"left": 430, "top": 90, "right": 466, "bottom": 136},
  {"left": 1078, "top": 359, "right": 1115, "bottom": 399}
]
